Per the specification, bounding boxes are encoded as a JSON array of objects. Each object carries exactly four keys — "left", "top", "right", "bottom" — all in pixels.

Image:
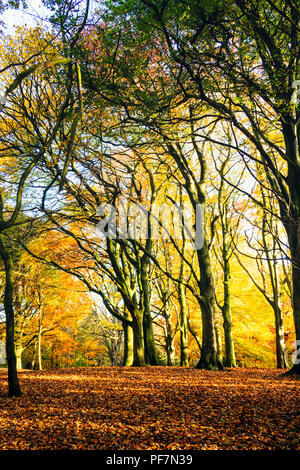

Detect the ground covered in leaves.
[{"left": 0, "top": 367, "right": 299, "bottom": 450}]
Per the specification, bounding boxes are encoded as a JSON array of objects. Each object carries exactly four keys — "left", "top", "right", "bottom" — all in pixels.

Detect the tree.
[
  {"left": 77, "top": 307, "right": 123, "bottom": 366},
  {"left": 1, "top": 225, "right": 92, "bottom": 370},
  {"left": 25, "top": 141, "right": 162, "bottom": 366},
  {"left": 101, "top": 0, "right": 300, "bottom": 374},
  {"left": 208, "top": 143, "right": 247, "bottom": 367},
  {"left": 234, "top": 183, "right": 290, "bottom": 368},
  {"left": 0, "top": 24, "right": 84, "bottom": 395}
]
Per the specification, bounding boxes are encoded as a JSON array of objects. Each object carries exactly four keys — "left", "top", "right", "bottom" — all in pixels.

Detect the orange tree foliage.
[
  {"left": 23, "top": 235, "right": 92, "bottom": 368},
  {"left": 0, "top": 229, "right": 92, "bottom": 369}
]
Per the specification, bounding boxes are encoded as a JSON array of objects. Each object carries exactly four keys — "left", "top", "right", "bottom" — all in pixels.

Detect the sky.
[
  {"left": 0, "top": 0, "right": 51, "bottom": 33},
  {"left": 0, "top": 0, "right": 99, "bottom": 34}
]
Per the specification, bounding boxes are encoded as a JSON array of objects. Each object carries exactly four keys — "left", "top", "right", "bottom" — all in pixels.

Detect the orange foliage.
[{"left": 0, "top": 367, "right": 298, "bottom": 450}]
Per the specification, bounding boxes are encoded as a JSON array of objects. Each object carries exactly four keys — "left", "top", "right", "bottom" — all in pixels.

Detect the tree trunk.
[
  {"left": 223, "top": 310, "right": 236, "bottom": 368},
  {"left": 283, "top": 202, "right": 300, "bottom": 374},
  {"left": 277, "top": 125, "right": 300, "bottom": 374},
  {"left": 37, "top": 329, "right": 42, "bottom": 370},
  {"left": 141, "top": 265, "right": 159, "bottom": 365},
  {"left": 222, "top": 262, "right": 236, "bottom": 367},
  {"left": 272, "top": 261, "right": 289, "bottom": 369},
  {"left": 37, "top": 311, "right": 43, "bottom": 370},
  {"left": 274, "top": 304, "right": 289, "bottom": 369},
  {"left": 187, "top": 316, "right": 202, "bottom": 354},
  {"left": 14, "top": 298, "right": 25, "bottom": 371},
  {"left": 219, "top": 159, "right": 236, "bottom": 368},
  {"left": 196, "top": 241, "right": 223, "bottom": 370},
  {"left": 110, "top": 348, "right": 116, "bottom": 366},
  {"left": 196, "top": 298, "right": 222, "bottom": 370},
  {"left": 31, "top": 339, "right": 37, "bottom": 370},
  {"left": 289, "top": 258, "right": 300, "bottom": 374},
  {"left": 165, "top": 338, "right": 176, "bottom": 366},
  {"left": 178, "top": 283, "right": 189, "bottom": 366},
  {"left": 143, "top": 309, "right": 158, "bottom": 365},
  {"left": 215, "top": 323, "right": 223, "bottom": 365},
  {"left": 0, "top": 236, "right": 22, "bottom": 396},
  {"left": 164, "top": 316, "right": 176, "bottom": 366},
  {"left": 164, "top": 142, "right": 222, "bottom": 370},
  {"left": 123, "top": 321, "right": 134, "bottom": 366},
  {"left": 15, "top": 343, "right": 23, "bottom": 370},
  {"left": 132, "top": 312, "right": 146, "bottom": 366}
]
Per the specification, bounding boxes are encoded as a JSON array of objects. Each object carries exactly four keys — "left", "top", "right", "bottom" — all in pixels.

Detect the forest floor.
[{"left": 0, "top": 367, "right": 299, "bottom": 450}]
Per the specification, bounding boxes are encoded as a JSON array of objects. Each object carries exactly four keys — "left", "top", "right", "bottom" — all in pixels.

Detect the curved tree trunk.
[{"left": 0, "top": 236, "right": 22, "bottom": 397}]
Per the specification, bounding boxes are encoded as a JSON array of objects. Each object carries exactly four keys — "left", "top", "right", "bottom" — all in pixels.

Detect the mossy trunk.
[
  {"left": 196, "top": 241, "right": 223, "bottom": 370},
  {"left": 223, "top": 313, "right": 236, "bottom": 368},
  {"left": 123, "top": 321, "right": 134, "bottom": 366},
  {"left": 196, "top": 297, "right": 222, "bottom": 370},
  {"left": 143, "top": 309, "right": 158, "bottom": 365},
  {"left": 132, "top": 311, "right": 146, "bottom": 366}
]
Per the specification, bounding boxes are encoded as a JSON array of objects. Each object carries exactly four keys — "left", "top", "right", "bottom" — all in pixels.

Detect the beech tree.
[
  {"left": 102, "top": 0, "right": 300, "bottom": 373},
  {"left": 1, "top": 0, "right": 297, "bottom": 385},
  {"left": 0, "top": 21, "right": 87, "bottom": 395}
]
